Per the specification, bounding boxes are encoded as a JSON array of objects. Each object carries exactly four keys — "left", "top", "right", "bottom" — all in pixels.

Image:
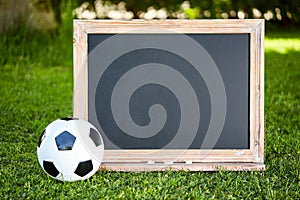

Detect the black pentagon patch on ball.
[
  {"left": 55, "top": 131, "right": 76, "bottom": 150},
  {"left": 60, "top": 117, "right": 79, "bottom": 121},
  {"left": 89, "top": 128, "right": 102, "bottom": 147},
  {"left": 74, "top": 160, "right": 93, "bottom": 177},
  {"left": 38, "top": 129, "right": 46, "bottom": 147},
  {"left": 43, "top": 161, "right": 59, "bottom": 177}
]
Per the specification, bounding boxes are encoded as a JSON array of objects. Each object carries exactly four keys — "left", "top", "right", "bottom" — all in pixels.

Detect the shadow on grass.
[{"left": 265, "top": 22, "right": 300, "bottom": 38}]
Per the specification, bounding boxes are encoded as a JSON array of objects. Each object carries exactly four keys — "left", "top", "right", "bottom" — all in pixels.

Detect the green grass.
[{"left": 0, "top": 21, "right": 300, "bottom": 198}]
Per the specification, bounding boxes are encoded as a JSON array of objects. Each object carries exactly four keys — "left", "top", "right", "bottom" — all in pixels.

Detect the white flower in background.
[
  {"left": 237, "top": 11, "right": 245, "bottom": 19},
  {"left": 73, "top": 0, "right": 276, "bottom": 21},
  {"left": 74, "top": 0, "right": 133, "bottom": 20},
  {"left": 156, "top": 9, "right": 168, "bottom": 19},
  {"left": 264, "top": 10, "right": 274, "bottom": 20},
  {"left": 81, "top": 10, "right": 97, "bottom": 20},
  {"left": 143, "top": 7, "right": 157, "bottom": 20},
  {"left": 252, "top": 8, "right": 262, "bottom": 18}
]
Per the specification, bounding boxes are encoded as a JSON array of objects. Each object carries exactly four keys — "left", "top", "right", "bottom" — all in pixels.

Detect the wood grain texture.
[
  {"left": 73, "top": 19, "right": 265, "bottom": 171},
  {"left": 100, "top": 163, "right": 265, "bottom": 172}
]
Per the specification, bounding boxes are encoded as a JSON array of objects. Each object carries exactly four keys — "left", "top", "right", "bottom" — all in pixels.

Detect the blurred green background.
[{"left": 1, "top": 0, "right": 299, "bottom": 67}]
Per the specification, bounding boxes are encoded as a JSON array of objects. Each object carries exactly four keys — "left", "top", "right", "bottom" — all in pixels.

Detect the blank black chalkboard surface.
[{"left": 73, "top": 20, "right": 264, "bottom": 171}]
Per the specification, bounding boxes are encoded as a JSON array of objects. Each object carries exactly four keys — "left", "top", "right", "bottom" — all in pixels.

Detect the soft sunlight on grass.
[{"left": 265, "top": 38, "right": 300, "bottom": 53}]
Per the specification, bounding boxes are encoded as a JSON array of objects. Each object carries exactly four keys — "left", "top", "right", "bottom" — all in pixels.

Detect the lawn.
[{"left": 0, "top": 24, "right": 299, "bottom": 199}]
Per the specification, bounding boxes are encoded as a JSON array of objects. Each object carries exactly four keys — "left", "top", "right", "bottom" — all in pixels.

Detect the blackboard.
[
  {"left": 73, "top": 20, "right": 265, "bottom": 171},
  {"left": 88, "top": 33, "right": 250, "bottom": 150}
]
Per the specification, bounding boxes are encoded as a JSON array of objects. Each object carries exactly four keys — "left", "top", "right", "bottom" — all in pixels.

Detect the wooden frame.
[{"left": 73, "top": 19, "right": 265, "bottom": 171}]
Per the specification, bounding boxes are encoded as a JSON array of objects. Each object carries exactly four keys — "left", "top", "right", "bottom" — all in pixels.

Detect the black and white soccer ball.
[{"left": 37, "top": 117, "right": 104, "bottom": 182}]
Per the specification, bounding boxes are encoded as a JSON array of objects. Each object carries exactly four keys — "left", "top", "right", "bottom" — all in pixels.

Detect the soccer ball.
[{"left": 37, "top": 117, "right": 104, "bottom": 182}]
